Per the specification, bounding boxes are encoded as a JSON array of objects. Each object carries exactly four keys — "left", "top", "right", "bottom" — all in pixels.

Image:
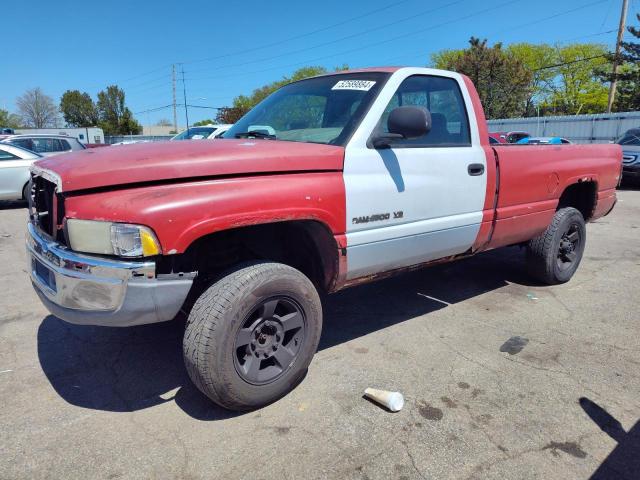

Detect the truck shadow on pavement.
[{"left": 37, "top": 246, "right": 536, "bottom": 420}]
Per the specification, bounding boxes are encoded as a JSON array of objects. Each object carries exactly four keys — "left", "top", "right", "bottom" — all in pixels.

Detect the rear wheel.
[
  {"left": 183, "top": 261, "right": 322, "bottom": 410},
  {"left": 526, "top": 207, "right": 586, "bottom": 285}
]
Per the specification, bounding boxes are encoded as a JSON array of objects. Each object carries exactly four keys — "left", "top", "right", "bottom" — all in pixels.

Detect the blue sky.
[{"left": 2, "top": 0, "right": 638, "bottom": 126}]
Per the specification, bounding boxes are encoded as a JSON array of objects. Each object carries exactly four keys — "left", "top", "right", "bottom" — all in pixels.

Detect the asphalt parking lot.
[{"left": 0, "top": 189, "right": 639, "bottom": 480}]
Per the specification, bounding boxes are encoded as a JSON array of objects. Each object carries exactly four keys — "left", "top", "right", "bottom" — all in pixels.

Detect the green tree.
[
  {"left": 16, "top": 88, "right": 59, "bottom": 128},
  {"left": 60, "top": 90, "right": 98, "bottom": 127},
  {"left": 544, "top": 43, "right": 610, "bottom": 115},
  {"left": 430, "top": 49, "right": 464, "bottom": 70},
  {"left": 506, "top": 43, "right": 557, "bottom": 116},
  {"left": 96, "top": 85, "right": 141, "bottom": 135},
  {"left": 433, "top": 37, "right": 532, "bottom": 119},
  {"left": 192, "top": 118, "right": 216, "bottom": 126},
  {"left": 607, "top": 12, "right": 640, "bottom": 111},
  {"left": 0, "top": 109, "right": 22, "bottom": 129},
  {"left": 217, "top": 65, "right": 349, "bottom": 123}
]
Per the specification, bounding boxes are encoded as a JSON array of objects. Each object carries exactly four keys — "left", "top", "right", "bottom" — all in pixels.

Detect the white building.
[{"left": 15, "top": 127, "right": 104, "bottom": 145}]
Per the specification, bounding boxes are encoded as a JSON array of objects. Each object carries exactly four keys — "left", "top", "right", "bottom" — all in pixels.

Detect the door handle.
[{"left": 468, "top": 163, "right": 485, "bottom": 176}]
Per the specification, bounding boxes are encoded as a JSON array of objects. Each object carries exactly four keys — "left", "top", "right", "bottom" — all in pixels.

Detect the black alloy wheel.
[
  {"left": 557, "top": 222, "right": 582, "bottom": 271},
  {"left": 234, "top": 296, "right": 306, "bottom": 385}
]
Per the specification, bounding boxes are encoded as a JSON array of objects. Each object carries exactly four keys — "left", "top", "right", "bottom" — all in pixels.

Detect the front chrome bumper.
[{"left": 27, "top": 222, "right": 194, "bottom": 327}]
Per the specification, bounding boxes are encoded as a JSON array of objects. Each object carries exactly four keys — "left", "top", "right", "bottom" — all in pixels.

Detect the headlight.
[{"left": 66, "top": 219, "right": 161, "bottom": 257}]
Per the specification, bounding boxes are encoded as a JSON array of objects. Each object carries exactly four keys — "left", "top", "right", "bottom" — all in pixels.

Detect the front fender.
[{"left": 64, "top": 173, "right": 346, "bottom": 254}]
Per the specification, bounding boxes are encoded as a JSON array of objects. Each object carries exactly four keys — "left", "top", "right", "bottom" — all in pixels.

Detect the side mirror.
[{"left": 371, "top": 106, "right": 432, "bottom": 149}]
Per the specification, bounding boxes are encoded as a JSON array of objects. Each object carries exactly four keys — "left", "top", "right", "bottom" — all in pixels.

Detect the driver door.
[{"left": 343, "top": 72, "right": 487, "bottom": 279}]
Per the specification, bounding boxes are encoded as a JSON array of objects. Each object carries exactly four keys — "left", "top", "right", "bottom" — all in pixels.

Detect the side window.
[
  {"left": 378, "top": 75, "right": 471, "bottom": 147},
  {"left": 0, "top": 148, "right": 19, "bottom": 160},
  {"left": 31, "top": 138, "right": 53, "bottom": 153},
  {"left": 11, "top": 139, "right": 34, "bottom": 151},
  {"left": 58, "top": 139, "right": 72, "bottom": 151}
]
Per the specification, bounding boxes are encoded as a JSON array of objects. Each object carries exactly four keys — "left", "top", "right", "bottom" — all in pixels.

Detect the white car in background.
[
  {"left": 0, "top": 143, "right": 42, "bottom": 201},
  {"left": 170, "top": 124, "right": 232, "bottom": 140},
  {"left": 1, "top": 134, "right": 86, "bottom": 157}
]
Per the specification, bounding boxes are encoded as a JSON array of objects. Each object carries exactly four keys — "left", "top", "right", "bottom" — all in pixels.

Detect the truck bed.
[{"left": 484, "top": 143, "right": 621, "bottom": 250}]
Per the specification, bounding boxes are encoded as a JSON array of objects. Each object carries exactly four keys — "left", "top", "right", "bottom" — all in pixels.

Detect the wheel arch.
[
  {"left": 160, "top": 219, "right": 342, "bottom": 292},
  {"left": 557, "top": 179, "right": 598, "bottom": 221}
]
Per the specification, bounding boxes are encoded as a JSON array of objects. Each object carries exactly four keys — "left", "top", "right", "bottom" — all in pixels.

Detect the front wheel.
[
  {"left": 183, "top": 261, "right": 322, "bottom": 410},
  {"left": 526, "top": 207, "right": 586, "bottom": 285}
]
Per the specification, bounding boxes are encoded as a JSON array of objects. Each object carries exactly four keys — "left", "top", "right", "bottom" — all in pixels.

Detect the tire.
[
  {"left": 22, "top": 183, "right": 30, "bottom": 202},
  {"left": 183, "top": 261, "right": 322, "bottom": 411},
  {"left": 526, "top": 207, "right": 586, "bottom": 285}
]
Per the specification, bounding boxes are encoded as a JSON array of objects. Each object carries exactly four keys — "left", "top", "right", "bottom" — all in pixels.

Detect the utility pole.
[
  {"left": 607, "top": 0, "right": 629, "bottom": 113},
  {"left": 181, "top": 65, "right": 190, "bottom": 136},
  {"left": 172, "top": 64, "right": 178, "bottom": 134}
]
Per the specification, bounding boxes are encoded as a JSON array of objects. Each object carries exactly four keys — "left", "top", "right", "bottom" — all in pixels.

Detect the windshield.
[
  {"left": 172, "top": 127, "right": 216, "bottom": 140},
  {"left": 224, "top": 72, "right": 390, "bottom": 146},
  {"left": 617, "top": 130, "right": 640, "bottom": 146}
]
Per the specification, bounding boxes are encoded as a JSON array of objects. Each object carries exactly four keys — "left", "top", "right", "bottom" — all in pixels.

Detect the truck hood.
[{"left": 34, "top": 139, "right": 345, "bottom": 192}]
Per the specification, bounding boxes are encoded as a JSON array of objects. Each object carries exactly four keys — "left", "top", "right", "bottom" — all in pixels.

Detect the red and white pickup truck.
[{"left": 27, "top": 67, "right": 621, "bottom": 410}]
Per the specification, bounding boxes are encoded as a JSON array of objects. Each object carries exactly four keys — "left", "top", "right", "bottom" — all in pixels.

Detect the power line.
[
  {"left": 131, "top": 0, "right": 613, "bottom": 117},
  {"left": 601, "top": 0, "right": 616, "bottom": 29},
  {"left": 179, "top": 0, "right": 413, "bottom": 67},
  {"left": 556, "top": 29, "right": 617, "bottom": 44},
  {"left": 182, "top": 0, "right": 607, "bottom": 82},
  {"left": 133, "top": 52, "right": 609, "bottom": 116},
  {"left": 134, "top": 104, "right": 174, "bottom": 115},
  {"left": 491, "top": 0, "right": 609, "bottom": 37},
  {"left": 534, "top": 54, "right": 609, "bottom": 71},
  {"left": 172, "top": 65, "right": 178, "bottom": 136},
  {"left": 122, "top": 73, "right": 172, "bottom": 91},
  {"left": 181, "top": 65, "right": 189, "bottom": 133},
  {"left": 110, "top": 65, "right": 173, "bottom": 85},
  {"left": 134, "top": 103, "right": 224, "bottom": 115},
  {"left": 89, "top": 0, "right": 413, "bottom": 88},
  {"left": 184, "top": 0, "right": 467, "bottom": 77},
  {"left": 183, "top": 0, "right": 525, "bottom": 84},
  {"left": 363, "top": 1, "right": 613, "bottom": 69}
]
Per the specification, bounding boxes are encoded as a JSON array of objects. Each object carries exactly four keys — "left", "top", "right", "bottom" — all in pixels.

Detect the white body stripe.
[{"left": 343, "top": 68, "right": 487, "bottom": 279}]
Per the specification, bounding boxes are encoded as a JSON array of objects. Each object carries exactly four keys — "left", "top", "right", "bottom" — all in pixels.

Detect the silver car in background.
[
  {"left": 1, "top": 134, "right": 85, "bottom": 157},
  {"left": 0, "top": 143, "right": 42, "bottom": 201},
  {"left": 170, "top": 124, "right": 232, "bottom": 140}
]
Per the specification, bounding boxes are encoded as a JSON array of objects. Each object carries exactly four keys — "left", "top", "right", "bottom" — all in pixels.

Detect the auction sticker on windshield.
[{"left": 332, "top": 80, "right": 376, "bottom": 91}]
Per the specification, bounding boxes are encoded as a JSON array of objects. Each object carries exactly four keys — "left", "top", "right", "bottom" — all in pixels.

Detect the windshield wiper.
[{"left": 234, "top": 130, "right": 276, "bottom": 139}]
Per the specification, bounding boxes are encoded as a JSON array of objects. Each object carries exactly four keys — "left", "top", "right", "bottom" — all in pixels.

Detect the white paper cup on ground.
[{"left": 364, "top": 387, "right": 404, "bottom": 412}]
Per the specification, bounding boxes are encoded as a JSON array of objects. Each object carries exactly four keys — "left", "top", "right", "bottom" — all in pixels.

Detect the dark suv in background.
[{"left": 618, "top": 128, "right": 640, "bottom": 185}]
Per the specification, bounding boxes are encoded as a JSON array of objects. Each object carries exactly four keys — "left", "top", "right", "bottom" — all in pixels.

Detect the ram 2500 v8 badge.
[{"left": 27, "top": 67, "right": 622, "bottom": 410}]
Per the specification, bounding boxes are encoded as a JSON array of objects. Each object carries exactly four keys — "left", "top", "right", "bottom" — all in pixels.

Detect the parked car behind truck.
[
  {"left": 26, "top": 67, "right": 622, "bottom": 411},
  {"left": 171, "top": 124, "right": 232, "bottom": 140},
  {"left": 618, "top": 128, "right": 640, "bottom": 184},
  {"left": 2, "top": 134, "right": 85, "bottom": 157},
  {"left": 0, "top": 143, "right": 41, "bottom": 201}
]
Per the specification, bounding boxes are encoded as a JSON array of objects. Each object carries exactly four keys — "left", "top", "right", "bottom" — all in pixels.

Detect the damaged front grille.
[{"left": 29, "top": 173, "right": 64, "bottom": 242}]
